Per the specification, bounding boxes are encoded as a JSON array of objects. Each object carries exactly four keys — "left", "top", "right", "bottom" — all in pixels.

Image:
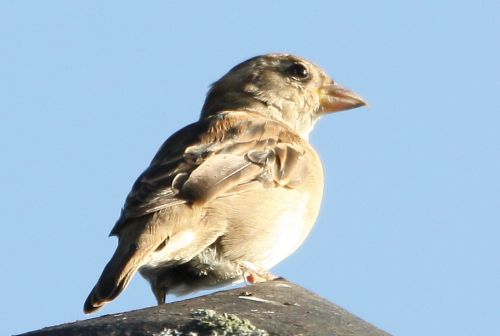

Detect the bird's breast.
[
  {"left": 255, "top": 192, "right": 316, "bottom": 269},
  {"left": 208, "top": 155, "right": 324, "bottom": 270}
]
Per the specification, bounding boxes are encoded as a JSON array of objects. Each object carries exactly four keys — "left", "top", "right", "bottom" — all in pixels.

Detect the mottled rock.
[{"left": 19, "top": 280, "right": 390, "bottom": 336}]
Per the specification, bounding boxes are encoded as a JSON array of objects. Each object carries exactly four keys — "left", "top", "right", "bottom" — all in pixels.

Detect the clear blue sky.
[{"left": 1, "top": 1, "right": 498, "bottom": 335}]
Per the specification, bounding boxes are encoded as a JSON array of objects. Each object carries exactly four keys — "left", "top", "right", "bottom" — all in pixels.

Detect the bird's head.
[{"left": 200, "top": 53, "right": 366, "bottom": 138}]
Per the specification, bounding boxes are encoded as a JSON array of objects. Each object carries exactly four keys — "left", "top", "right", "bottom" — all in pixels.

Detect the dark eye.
[{"left": 285, "top": 62, "right": 310, "bottom": 81}]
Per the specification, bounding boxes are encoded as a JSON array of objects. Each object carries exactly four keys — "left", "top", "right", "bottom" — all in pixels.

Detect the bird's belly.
[
  {"left": 253, "top": 192, "right": 314, "bottom": 269},
  {"left": 211, "top": 184, "right": 323, "bottom": 270}
]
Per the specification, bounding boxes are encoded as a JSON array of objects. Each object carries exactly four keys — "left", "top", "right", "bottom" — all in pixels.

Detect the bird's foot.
[
  {"left": 246, "top": 271, "right": 278, "bottom": 284},
  {"left": 238, "top": 261, "right": 279, "bottom": 284}
]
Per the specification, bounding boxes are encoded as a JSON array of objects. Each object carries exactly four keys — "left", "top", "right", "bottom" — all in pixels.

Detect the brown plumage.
[{"left": 84, "top": 53, "right": 366, "bottom": 313}]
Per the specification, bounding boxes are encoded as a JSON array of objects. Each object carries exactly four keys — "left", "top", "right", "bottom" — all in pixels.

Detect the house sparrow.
[{"left": 84, "top": 53, "right": 366, "bottom": 313}]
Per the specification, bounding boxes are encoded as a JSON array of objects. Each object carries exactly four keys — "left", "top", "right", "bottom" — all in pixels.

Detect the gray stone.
[{"left": 18, "top": 279, "right": 390, "bottom": 336}]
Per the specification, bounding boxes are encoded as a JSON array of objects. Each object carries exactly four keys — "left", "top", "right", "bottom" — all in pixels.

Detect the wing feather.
[{"left": 111, "top": 111, "right": 308, "bottom": 235}]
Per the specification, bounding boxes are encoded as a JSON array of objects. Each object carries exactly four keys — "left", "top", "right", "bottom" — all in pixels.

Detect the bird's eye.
[{"left": 285, "top": 62, "right": 310, "bottom": 81}]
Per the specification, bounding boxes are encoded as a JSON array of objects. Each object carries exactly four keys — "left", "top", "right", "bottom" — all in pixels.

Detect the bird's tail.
[{"left": 84, "top": 239, "right": 148, "bottom": 314}]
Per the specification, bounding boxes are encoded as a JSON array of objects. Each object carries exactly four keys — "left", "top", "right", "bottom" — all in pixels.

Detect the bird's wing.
[{"left": 111, "top": 111, "right": 309, "bottom": 235}]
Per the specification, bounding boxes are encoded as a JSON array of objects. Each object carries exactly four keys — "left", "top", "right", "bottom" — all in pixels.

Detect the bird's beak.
[{"left": 318, "top": 82, "right": 367, "bottom": 114}]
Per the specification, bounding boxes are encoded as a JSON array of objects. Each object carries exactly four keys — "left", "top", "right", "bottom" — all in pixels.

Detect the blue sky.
[{"left": 1, "top": 1, "right": 499, "bottom": 335}]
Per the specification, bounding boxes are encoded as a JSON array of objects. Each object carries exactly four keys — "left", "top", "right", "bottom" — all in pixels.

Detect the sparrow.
[{"left": 83, "top": 53, "right": 366, "bottom": 313}]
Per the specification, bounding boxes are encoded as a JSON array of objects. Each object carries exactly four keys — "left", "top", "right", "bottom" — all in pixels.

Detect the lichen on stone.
[
  {"left": 153, "top": 328, "right": 186, "bottom": 336},
  {"left": 189, "top": 309, "right": 269, "bottom": 336}
]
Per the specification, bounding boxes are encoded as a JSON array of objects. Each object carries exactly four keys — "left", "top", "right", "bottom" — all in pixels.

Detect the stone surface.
[{"left": 18, "top": 279, "right": 391, "bottom": 336}]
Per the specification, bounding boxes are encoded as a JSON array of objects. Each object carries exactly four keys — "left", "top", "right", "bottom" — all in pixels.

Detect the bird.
[{"left": 83, "top": 53, "right": 366, "bottom": 313}]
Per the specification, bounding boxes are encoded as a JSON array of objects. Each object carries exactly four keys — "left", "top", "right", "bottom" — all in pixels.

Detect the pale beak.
[{"left": 319, "top": 82, "right": 367, "bottom": 113}]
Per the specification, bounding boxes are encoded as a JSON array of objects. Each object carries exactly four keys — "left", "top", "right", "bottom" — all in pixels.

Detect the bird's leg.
[{"left": 153, "top": 286, "right": 168, "bottom": 305}]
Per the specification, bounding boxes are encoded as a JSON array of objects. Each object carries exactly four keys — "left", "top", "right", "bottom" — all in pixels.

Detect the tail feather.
[
  {"left": 84, "top": 214, "right": 173, "bottom": 313},
  {"left": 84, "top": 242, "right": 144, "bottom": 314}
]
